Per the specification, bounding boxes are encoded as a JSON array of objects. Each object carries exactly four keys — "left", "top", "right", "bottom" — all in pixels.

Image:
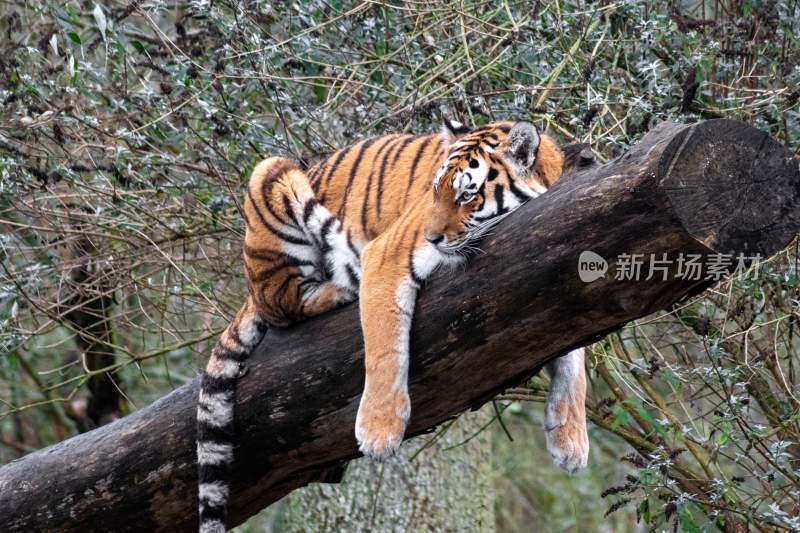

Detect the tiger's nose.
[{"left": 424, "top": 231, "right": 444, "bottom": 245}]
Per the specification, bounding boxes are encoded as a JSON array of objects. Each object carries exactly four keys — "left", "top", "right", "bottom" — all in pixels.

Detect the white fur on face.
[
  {"left": 451, "top": 157, "right": 490, "bottom": 203},
  {"left": 433, "top": 141, "right": 484, "bottom": 198}
]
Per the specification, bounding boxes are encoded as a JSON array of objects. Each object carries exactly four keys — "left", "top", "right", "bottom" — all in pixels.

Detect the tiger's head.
[{"left": 424, "top": 119, "right": 564, "bottom": 253}]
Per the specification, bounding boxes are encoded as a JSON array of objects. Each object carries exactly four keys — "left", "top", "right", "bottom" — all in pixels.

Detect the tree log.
[{"left": 0, "top": 119, "right": 797, "bottom": 532}]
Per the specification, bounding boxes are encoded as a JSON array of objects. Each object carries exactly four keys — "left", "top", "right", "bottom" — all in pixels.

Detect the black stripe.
[
  {"left": 200, "top": 374, "right": 237, "bottom": 395},
  {"left": 318, "top": 216, "right": 336, "bottom": 254},
  {"left": 228, "top": 326, "right": 245, "bottom": 348},
  {"left": 302, "top": 198, "right": 318, "bottom": 224},
  {"left": 473, "top": 184, "right": 505, "bottom": 224},
  {"left": 495, "top": 184, "right": 505, "bottom": 214},
  {"left": 474, "top": 193, "right": 486, "bottom": 214},
  {"left": 507, "top": 178, "right": 531, "bottom": 202},
  {"left": 376, "top": 136, "right": 412, "bottom": 219},
  {"left": 361, "top": 136, "right": 397, "bottom": 236},
  {"left": 406, "top": 136, "right": 434, "bottom": 196},
  {"left": 486, "top": 167, "right": 499, "bottom": 181},
  {"left": 275, "top": 271, "right": 302, "bottom": 300},
  {"left": 322, "top": 144, "right": 356, "bottom": 190},
  {"left": 197, "top": 461, "right": 228, "bottom": 485},
  {"left": 468, "top": 126, "right": 491, "bottom": 135},
  {"left": 246, "top": 187, "right": 310, "bottom": 246},
  {"left": 243, "top": 245, "right": 283, "bottom": 261},
  {"left": 263, "top": 190, "right": 290, "bottom": 225},
  {"left": 199, "top": 502, "right": 226, "bottom": 523},
  {"left": 282, "top": 194, "right": 299, "bottom": 226},
  {"left": 391, "top": 136, "right": 418, "bottom": 166},
  {"left": 408, "top": 230, "right": 424, "bottom": 286},
  {"left": 197, "top": 420, "right": 235, "bottom": 444},
  {"left": 260, "top": 173, "right": 299, "bottom": 230},
  {"left": 248, "top": 258, "right": 312, "bottom": 284},
  {"left": 211, "top": 343, "right": 247, "bottom": 363},
  {"left": 345, "top": 264, "right": 360, "bottom": 289},
  {"left": 338, "top": 138, "right": 378, "bottom": 218},
  {"left": 308, "top": 162, "right": 325, "bottom": 187},
  {"left": 345, "top": 229, "right": 360, "bottom": 259}
]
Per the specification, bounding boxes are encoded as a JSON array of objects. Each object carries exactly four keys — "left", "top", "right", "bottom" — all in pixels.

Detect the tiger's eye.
[
  {"left": 458, "top": 192, "right": 475, "bottom": 205},
  {"left": 469, "top": 159, "right": 479, "bottom": 168}
]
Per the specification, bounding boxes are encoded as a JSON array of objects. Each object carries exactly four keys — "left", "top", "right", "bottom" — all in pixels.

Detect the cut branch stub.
[{"left": 657, "top": 119, "right": 800, "bottom": 256}]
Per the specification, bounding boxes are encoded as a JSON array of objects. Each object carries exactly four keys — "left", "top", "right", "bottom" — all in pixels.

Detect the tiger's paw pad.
[{"left": 544, "top": 418, "right": 589, "bottom": 474}]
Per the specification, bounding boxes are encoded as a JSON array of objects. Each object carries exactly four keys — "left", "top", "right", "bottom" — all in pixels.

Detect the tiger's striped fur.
[{"left": 196, "top": 120, "right": 589, "bottom": 532}]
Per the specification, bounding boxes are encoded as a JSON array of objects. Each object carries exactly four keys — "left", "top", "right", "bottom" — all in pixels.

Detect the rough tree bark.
[{"left": 0, "top": 119, "right": 797, "bottom": 532}]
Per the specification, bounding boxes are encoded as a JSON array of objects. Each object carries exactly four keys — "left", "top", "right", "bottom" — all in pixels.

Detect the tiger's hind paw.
[{"left": 544, "top": 406, "right": 589, "bottom": 473}]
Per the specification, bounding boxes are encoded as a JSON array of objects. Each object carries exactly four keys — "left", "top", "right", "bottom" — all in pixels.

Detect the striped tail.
[{"left": 197, "top": 297, "right": 267, "bottom": 533}]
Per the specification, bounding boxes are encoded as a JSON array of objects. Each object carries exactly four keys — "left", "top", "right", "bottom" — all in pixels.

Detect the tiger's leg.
[
  {"left": 543, "top": 347, "right": 589, "bottom": 473},
  {"left": 245, "top": 157, "right": 363, "bottom": 322},
  {"left": 355, "top": 230, "right": 457, "bottom": 459},
  {"left": 354, "top": 255, "right": 416, "bottom": 459},
  {"left": 301, "top": 198, "right": 364, "bottom": 299}
]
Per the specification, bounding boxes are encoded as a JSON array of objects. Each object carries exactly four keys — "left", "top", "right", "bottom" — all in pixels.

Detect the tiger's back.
[{"left": 307, "top": 133, "right": 445, "bottom": 242}]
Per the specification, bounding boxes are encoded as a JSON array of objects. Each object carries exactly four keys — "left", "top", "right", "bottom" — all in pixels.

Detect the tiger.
[{"left": 196, "top": 119, "right": 589, "bottom": 532}]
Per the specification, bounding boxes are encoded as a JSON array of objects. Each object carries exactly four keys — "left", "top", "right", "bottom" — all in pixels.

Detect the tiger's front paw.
[
  {"left": 355, "top": 388, "right": 410, "bottom": 460},
  {"left": 544, "top": 398, "right": 589, "bottom": 473}
]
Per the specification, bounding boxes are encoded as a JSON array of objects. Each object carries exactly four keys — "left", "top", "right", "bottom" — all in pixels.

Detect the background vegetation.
[{"left": 1, "top": 0, "right": 798, "bottom": 531}]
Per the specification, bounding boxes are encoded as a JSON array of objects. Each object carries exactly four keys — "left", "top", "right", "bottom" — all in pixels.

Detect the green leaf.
[
  {"left": 679, "top": 505, "right": 702, "bottom": 533},
  {"left": 312, "top": 83, "right": 328, "bottom": 104},
  {"left": 694, "top": 64, "right": 703, "bottom": 82},
  {"left": 67, "top": 31, "right": 81, "bottom": 45},
  {"left": 131, "top": 40, "right": 146, "bottom": 54},
  {"left": 639, "top": 499, "right": 650, "bottom": 524},
  {"left": 611, "top": 404, "right": 632, "bottom": 430}
]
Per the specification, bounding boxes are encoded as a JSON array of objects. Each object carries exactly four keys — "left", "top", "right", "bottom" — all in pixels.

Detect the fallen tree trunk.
[{"left": 0, "top": 119, "right": 798, "bottom": 532}]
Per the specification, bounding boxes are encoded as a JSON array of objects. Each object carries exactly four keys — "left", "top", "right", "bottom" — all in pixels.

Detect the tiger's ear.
[
  {"left": 506, "top": 122, "right": 541, "bottom": 173},
  {"left": 441, "top": 118, "right": 471, "bottom": 146}
]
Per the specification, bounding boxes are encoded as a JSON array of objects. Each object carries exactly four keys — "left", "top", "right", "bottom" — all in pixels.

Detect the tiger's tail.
[{"left": 197, "top": 297, "right": 267, "bottom": 533}]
